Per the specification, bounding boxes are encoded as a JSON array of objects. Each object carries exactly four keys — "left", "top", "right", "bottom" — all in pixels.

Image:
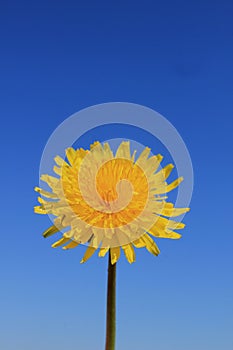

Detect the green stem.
[{"left": 105, "top": 252, "right": 116, "bottom": 350}]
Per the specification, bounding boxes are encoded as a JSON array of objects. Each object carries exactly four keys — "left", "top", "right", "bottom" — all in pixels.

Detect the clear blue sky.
[{"left": 0, "top": 1, "right": 232, "bottom": 349}]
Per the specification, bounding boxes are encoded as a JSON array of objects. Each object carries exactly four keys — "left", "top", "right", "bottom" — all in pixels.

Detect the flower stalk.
[{"left": 105, "top": 252, "right": 116, "bottom": 350}]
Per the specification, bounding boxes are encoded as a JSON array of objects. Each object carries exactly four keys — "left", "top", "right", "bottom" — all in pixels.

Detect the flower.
[{"left": 34, "top": 141, "right": 189, "bottom": 264}]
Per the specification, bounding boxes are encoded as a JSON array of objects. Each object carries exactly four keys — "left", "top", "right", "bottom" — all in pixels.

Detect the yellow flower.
[{"left": 34, "top": 141, "right": 189, "bottom": 264}]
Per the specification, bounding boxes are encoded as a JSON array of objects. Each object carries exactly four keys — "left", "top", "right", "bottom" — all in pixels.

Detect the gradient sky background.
[{"left": 0, "top": 1, "right": 232, "bottom": 350}]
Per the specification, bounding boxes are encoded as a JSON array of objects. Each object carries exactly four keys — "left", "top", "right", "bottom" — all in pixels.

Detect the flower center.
[{"left": 62, "top": 158, "right": 149, "bottom": 228}]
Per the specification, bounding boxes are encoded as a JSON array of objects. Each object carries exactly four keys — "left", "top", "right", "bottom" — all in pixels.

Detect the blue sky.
[{"left": 0, "top": 1, "right": 232, "bottom": 349}]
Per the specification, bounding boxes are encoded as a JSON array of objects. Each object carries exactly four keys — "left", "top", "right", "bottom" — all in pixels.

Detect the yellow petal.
[
  {"left": 53, "top": 165, "right": 62, "bottom": 176},
  {"left": 162, "top": 163, "right": 174, "bottom": 179},
  {"left": 166, "top": 177, "right": 184, "bottom": 191},
  {"left": 34, "top": 187, "right": 57, "bottom": 199},
  {"left": 90, "top": 141, "right": 100, "bottom": 149},
  {"left": 103, "top": 142, "right": 114, "bottom": 159},
  {"left": 36, "top": 197, "right": 54, "bottom": 211},
  {"left": 122, "top": 244, "right": 135, "bottom": 264},
  {"left": 99, "top": 247, "right": 109, "bottom": 257},
  {"left": 80, "top": 246, "right": 96, "bottom": 263},
  {"left": 66, "top": 147, "right": 76, "bottom": 165},
  {"left": 156, "top": 154, "right": 163, "bottom": 163},
  {"left": 43, "top": 225, "right": 60, "bottom": 238},
  {"left": 62, "top": 240, "right": 80, "bottom": 250},
  {"left": 132, "top": 237, "right": 146, "bottom": 248},
  {"left": 160, "top": 203, "right": 190, "bottom": 217},
  {"left": 54, "top": 155, "right": 65, "bottom": 167},
  {"left": 144, "top": 154, "right": 163, "bottom": 176},
  {"left": 136, "top": 147, "right": 151, "bottom": 166},
  {"left": 40, "top": 174, "right": 59, "bottom": 189},
  {"left": 130, "top": 149, "right": 137, "bottom": 162},
  {"left": 52, "top": 236, "right": 70, "bottom": 248},
  {"left": 37, "top": 196, "right": 47, "bottom": 205},
  {"left": 156, "top": 216, "right": 185, "bottom": 230},
  {"left": 153, "top": 177, "right": 183, "bottom": 194},
  {"left": 115, "top": 141, "right": 131, "bottom": 159},
  {"left": 34, "top": 205, "right": 47, "bottom": 214},
  {"left": 141, "top": 234, "right": 160, "bottom": 256},
  {"left": 110, "top": 247, "right": 121, "bottom": 264},
  {"left": 148, "top": 225, "right": 182, "bottom": 239},
  {"left": 153, "top": 164, "right": 174, "bottom": 182}
]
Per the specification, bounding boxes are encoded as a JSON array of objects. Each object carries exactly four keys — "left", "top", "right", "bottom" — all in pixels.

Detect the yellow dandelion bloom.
[{"left": 34, "top": 141, "right": 189, "bottom": 264}]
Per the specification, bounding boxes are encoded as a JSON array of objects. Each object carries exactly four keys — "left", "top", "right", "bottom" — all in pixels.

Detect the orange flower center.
[{"left": 62, "top": 158, "right": 149, "bottom": 228}]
